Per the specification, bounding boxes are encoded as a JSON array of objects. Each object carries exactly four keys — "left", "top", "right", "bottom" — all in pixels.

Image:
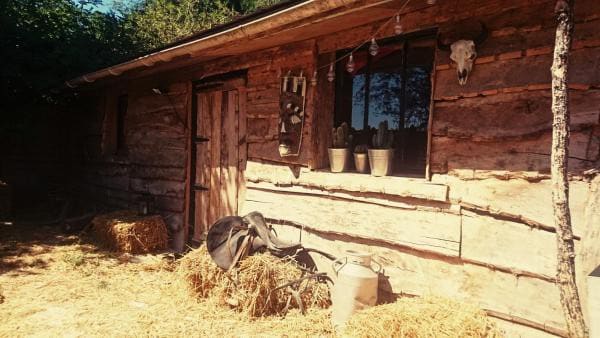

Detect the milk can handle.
[
  {"left": 371, "top": 259, "right": 382, "bottom": 273},
  {"left": 332, "top": 257, "right": 347, "bottom": 276}
]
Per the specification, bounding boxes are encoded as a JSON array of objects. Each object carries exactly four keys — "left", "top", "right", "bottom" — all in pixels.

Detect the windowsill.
[{"left": 245, "top": 161, "right": 448, "bottom": 202}]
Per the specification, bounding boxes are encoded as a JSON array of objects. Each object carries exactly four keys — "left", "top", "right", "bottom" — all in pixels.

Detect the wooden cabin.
[{"left": 66, "top": 0, "right": 600, "bottom": 336}]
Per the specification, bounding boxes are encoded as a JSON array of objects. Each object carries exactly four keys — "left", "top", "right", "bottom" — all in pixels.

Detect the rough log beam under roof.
[{"left": 66, "top": 0, "right": 431, "bottom": 88}]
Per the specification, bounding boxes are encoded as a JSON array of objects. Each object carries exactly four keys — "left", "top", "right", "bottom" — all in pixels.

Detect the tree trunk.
[{"left": 550, "top": 1, "right": 588, "bottom": 337}]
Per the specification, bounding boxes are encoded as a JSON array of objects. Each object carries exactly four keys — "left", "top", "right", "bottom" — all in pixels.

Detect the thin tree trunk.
[{"left": 550, "top": 1, "right": 588, "bottom": 337}]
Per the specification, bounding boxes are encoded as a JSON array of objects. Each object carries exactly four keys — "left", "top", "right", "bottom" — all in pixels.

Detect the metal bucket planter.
[
  {"left": 328, "top": 148, "right": 350, "bottom": 173},
  {"left": 353, "top": 152, "right": 369, "bottom": 173},
  {"left": 368, "top": 149, "right": 394, "bottom": 176}
]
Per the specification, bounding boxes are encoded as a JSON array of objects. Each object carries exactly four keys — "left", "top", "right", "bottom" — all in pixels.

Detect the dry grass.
[
  {"left": 178, "top": 247, "right": 330, "bottom": 318},
  {"left": 0, "top": 224, "right": 503, "bottom": 337},
  {"left": 0, "top": 224, "right": 333, "bottom": 337},
  {"left": 177, "top": 246, "right": 224, "bottom": 298},
  {"left": 344, "top": 295, "right": 503, "bottom": 338},
  {"left": 91, "top": 210, "right": 168, "bottom": 254}
]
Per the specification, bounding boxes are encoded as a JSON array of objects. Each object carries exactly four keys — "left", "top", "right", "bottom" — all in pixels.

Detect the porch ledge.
[{"left": 245, "top": 160, "right": 449, "bottom": 202}]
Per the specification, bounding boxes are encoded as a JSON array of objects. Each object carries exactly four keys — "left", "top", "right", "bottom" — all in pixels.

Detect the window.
[
  {"left": 116, "top": 94, "right": 128, "bottom": 154},
  {"left": 102, "top": 93, "right": 128, "bottom": 156},
  {"left": 335, "top": 37, "right": 434, "bottom": 176}
]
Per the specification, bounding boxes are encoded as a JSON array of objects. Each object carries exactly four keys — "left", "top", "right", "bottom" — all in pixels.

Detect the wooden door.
[{"left": 190, "top": 79, "right": 246, "bottom": 242}]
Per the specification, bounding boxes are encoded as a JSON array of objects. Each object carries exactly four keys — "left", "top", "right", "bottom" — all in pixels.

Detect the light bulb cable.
[{"left": 316, "top": 0, "right": 414, "bottom": 73}]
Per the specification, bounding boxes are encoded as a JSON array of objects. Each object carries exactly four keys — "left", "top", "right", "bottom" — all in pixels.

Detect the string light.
[
  {"left": 394, "top": 15, "right": 403, "bottom": 35},
  {"left": 327, "top": 64, "right": 335, "bottom": 82},
  {"left": 346, "top": 54, "right": 355, "bottom": 73},
  {"left": 313, "top": 0, "right": 413, "bottom": 83},
  {"left": 369, "top": 38, "right": 379, "bottom": 56}
]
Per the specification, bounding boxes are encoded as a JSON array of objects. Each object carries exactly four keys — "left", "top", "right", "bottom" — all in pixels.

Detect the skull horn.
[
  {"left": 436, "top": 36, "right": 451, "bottom": 51},
  {"left": 473, "top": 22, "right": 489, "bottom": 46}
]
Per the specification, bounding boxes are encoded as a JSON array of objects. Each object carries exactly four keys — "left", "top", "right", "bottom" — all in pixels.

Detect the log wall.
[
  {"left": 73, "top": 40, "right": 316, "bottom": 249},
  {"left": 71, "top": 0, "right": 600, "bottom": 336},
  {"left": 72, "top": 82, "right": 189, "bottom": 249},
  {"left": 236, "top": 0, "right": 599, "bottom": 335}
]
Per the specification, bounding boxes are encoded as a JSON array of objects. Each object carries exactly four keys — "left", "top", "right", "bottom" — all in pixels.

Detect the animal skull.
[{"left": 450, "top": 40, "right": 477, "bottom": 86}]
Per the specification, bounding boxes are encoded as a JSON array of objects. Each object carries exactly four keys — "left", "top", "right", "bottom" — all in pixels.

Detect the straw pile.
[
  {"left": 344, "top": 295, "right": 503, "bottom": 338},
  {"left": 91, "top": 210, "right": 168, "bottom": 254},
  {"left": 178, "top": 247, "right": 330, "bottom": 318},
  {"left": 178, "top": 246, "right": 224, "bottom": 298}
]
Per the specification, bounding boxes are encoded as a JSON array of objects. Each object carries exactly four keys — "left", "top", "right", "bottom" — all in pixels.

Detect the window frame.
[
  {"left": 101, "top": 91, "right": 129, "bottom": 158},
  {"left": 116, "top": 94, "right": 128, "bottom": 155},
  {"left": 332, "top": 30, "right": 436, "bottom": 178}
]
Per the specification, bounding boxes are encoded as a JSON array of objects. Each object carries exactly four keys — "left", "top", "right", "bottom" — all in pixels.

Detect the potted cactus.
[
  {"left": 353, "top": 144, "right": 369, "bottom": 173},
  {"left": 368, "top": 121, "right": 394, "bottom": 176},
  {"left": 328, "top": 122, "right": 351, "bottom": 172}
]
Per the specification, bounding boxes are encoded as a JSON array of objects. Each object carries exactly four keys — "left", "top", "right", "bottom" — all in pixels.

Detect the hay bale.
[
  {"left": 91, "top": 210, "right": 168, "bottom": 254},
  {"left": 178, "top": 247, "right": 330, "bottom": 318},
  {"left": 178, "top": 246, "right": 224, "bottom": 298},
  {"left": 216, "top": 253, "right": 331, "bottom": 318},
  {"left": 344, "top": 295, "right": 503, "bottom": 338}
]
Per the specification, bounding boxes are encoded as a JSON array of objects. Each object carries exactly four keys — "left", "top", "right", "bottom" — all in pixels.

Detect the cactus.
[
  {"left": 332, "top": 122, "right": 351, "bottom": 148},
  {"left": 372, "top": 121, "right": 394, "bottom": 149},
  {"left": 354, "top": 144, "right": 368, "bottom": 153}
]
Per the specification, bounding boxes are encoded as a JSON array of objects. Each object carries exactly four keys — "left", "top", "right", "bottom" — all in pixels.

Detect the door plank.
[
  {"left": 194, "top": 92, "right": 212, "bottom": 239},
  {"left": 208, "top": 91, "right": 223, "bottom": 228},
  {"left": 220, "top": 90, "right": 238, "bottom": 216},
  {"left": 237, "top": 87, "right": 247, "bottom": 215},
  {"left": 192, "top": 81, "right": 246, "bottom": 237}
]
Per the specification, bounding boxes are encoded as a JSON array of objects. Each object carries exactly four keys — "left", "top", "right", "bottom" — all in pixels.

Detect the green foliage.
[
  {"left": 0, "top": 0, "right": 133, "bottom": 108},
  {"left": 0, "top": 0, "right": 285, "bottom": 125},
  {"left": 122, "top": 0, "right": 236, "bottom": 51},
  {"left": 231, "top": 0, "right": 283, "bottom": 12}
]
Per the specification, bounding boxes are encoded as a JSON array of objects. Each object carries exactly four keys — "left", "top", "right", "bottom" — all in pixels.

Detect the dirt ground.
[{"left": 0, "top": 223, "right": 332, "bottom": 337}]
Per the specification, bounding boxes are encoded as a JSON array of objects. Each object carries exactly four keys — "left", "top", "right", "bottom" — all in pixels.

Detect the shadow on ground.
[{"left": 0, "top": 221, "right": 116, "bottom": 276}]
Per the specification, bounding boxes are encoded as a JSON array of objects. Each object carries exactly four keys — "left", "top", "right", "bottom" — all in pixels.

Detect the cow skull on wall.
[
  {"left": 450, "top": 40, "right": 477, "bottom": 85},
  {"left": 438, "top": 22, "right": 488, "bottom": 86}
]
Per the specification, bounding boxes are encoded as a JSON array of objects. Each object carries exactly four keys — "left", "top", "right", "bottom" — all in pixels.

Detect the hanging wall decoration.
[{"left": 278, "top": 70, "right": 307, "bottom": 157}]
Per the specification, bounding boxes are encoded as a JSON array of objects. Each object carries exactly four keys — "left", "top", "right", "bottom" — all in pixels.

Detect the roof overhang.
[{"left": 67, "top": 0, "right": 431, "bottom": 88}]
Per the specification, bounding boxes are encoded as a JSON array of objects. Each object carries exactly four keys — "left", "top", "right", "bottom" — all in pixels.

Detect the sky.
[{"left": 74, "top": 0, "right": 139, "bottom": 14}]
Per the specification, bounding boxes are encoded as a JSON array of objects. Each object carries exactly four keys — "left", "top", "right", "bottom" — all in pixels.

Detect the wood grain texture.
[
  {"left": 434, "top": 46, "right": 600, "bottom": 100},
  {"left": 461, "top": 209, "right": 559, "bottom": 278},
  {"left": 310, "top": 52, "right": 335, "bottom": 170},
  {"left": 430, "top": 130, "right": 596, "bottom": 174},
  {"left": 237, "top": 87, "right": 248, "bottom": 216},
  {"left": 245, "top": 160, "right": 449, "bottom": 202},
  {"left": 208, "top": 91, "right": 223, "bottom": 229},
  {"left": 220, "top": 90, "right": 238, "bottom": 216},
  {"left": 269, "top": 222, "right": 567, "bottom": 332},
  {"left": 433, "top": 175, "right": 591, "bottom": 238},
  {"left": 241, "top": 187, "right": 460, "bottom": 256},
  {"left": 432, "top": 90, "right": 600, "bottom": 140},
  {"left": 578, "top": 176, "right": 600, "bottom": 326}
]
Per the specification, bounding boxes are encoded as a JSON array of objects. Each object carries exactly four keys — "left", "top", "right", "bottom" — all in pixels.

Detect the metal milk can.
[{"left": 330, "top": 250, "right": 381, "bottom": 331}]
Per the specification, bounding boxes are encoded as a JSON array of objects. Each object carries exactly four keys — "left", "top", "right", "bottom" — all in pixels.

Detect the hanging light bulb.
[
  {"left": 311, "top": 70, "right": 317, "bottom": 87},
  {"left": 346, "top": 54, "right": 355, "bottom": 73},
  {"left": 394, "top": 15, "right": 403, "bottom": 35},
  {"left": 327, "top": 64, "right": 335, "bottom": 82},
  {"left": 369, "top": 38, "right": 379, "bottom": 56}
]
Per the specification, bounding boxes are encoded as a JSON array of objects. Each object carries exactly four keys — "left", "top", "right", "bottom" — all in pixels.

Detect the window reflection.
[{"left": 335, "top": 38, "right": 434, "bottom": 176}]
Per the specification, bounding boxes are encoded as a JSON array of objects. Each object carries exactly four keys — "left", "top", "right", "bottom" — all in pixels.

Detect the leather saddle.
[{"left": 206, "top": 211, "right": 305, "bottom": 270}]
